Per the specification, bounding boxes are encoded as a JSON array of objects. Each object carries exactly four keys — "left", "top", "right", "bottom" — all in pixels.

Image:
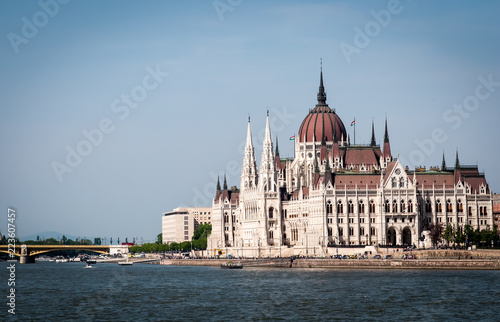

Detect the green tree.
[
  {"left": 443, "top": 224, "right": 455, "bottom": 246},
  {"left": 156, "top": 233, "right": 163, "bottom": 245},
  {"left": 192, "top": 224, "right": 212, "bottom": 250},
  {"left": 61, "top": 235, "right": 68, "bottom": 245},
  {"left": 94, "top": 238, "right": 102, "bottom": 245},
  {"left": 428, "top": 223, "right": 444, "bottom": 246}
]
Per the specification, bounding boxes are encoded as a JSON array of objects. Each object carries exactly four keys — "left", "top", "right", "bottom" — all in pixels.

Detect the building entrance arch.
[
  {"left": 387, "top": 227, "right": 396, "bottom": 246},
  {"left": 402, "top": 227, "right": 412, "bottom": 246}
]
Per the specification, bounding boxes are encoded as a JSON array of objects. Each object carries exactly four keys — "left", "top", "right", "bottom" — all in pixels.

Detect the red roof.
[
  {"left": 493, "top": 204, "right": 500, "bottom": 214},
  {"left": 298, "top": 106, "right": 346, "bottom": 143},
  {"left": 345, "top": 147, "right": 380, "bottom": 168},
  {"left": 334, "top": 174, "right": 380, "bottom": 189}
]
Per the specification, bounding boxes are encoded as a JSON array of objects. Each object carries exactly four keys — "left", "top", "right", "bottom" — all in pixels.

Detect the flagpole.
[{"left": 354, "top": 117, "right": 356, "bottom": 145}]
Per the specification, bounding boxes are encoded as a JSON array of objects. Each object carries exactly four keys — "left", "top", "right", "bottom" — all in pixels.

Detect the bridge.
[{"left": 0, "top": 244, "right": 115, "bottom": 264}]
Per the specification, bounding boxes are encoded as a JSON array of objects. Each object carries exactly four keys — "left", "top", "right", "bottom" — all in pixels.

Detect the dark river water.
[{"left": 1, "top": 261, "right": 499, "bottom": 321}]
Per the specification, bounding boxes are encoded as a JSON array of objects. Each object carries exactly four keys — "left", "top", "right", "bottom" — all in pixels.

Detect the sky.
[{"left": 1, "top": 0, "right": 499, "bottom": 242}]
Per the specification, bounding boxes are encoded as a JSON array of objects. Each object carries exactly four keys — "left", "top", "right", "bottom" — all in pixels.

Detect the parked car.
[
  {"left": 385, "top": 255, "right": 393, "bottom": 259},
  {"left": 373, "top": 255, "right": 382, "bottom": 259}
]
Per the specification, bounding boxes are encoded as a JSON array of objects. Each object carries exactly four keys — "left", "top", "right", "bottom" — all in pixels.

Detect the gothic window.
[
  {"left": 326, "top": 200, "right": 333, "bottom": 214},
  {"left": 457, "top": 199, "right": 463, "bottom": 213},
  {"left": 426, "top": 200, "right": 431, "bottom": 213},
  {"left": 385, "top": 200, "right": 390, "bottom": 213},
  {"left": 337, "top": 200, "right": 344, "bottom": 214},
  {"left": 446, "top": 199, "right": 453, "bottom": 213},
  {"left": 349, "top": 227, "right": 354, "bottom": 236},
  {"left": 392, "top": 177, "right": 397, "bottom": 188},
  {"left": 348, "top": 200, "right": 354, "bottom": 214},
  {"left": 480, "top": 186, "right": 485, "bottom": 194},
  {"left": 400, "top": 200, "right": 406, "bottom": 213},
  {"left": 399, "top": 177, "right": 404, "bottom": 188},
  {"left": 268, "top": 207, "right": 274, "bottom": 219},
  {"left": 370, "top": 227, "right": 376, "bottom": 236},
  {"left": 392, "top": 200, "right": 398, "bottom": 213},
  {"left": 269, "top": 231, "right": 273, "bottom": 239},
  {"left": 328, "top": 227, "right": 332, "bottom": 236},
  {"left": 468, "top": 206, "right": 472, "bottom": 216},
  {"left": 360, "top": 227, "right": 365, "bottom": 236},
  {"left": 436, "top": 200, "right": 442, "bottom": 213},
  {"left": 408, "top": 200, "right": 413, "bottom": 213},
  {"left": 358, "top": 200, "right": 365, "bottom": 214},
  {"left": 339, "top": 227, "right": 344, "bottom": 237},
  {"left": 369, "top": 200, "right": 376, "bottom": 214}
]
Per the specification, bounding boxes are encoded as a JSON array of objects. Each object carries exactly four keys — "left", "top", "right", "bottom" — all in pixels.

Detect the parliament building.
[{"left": 207, "top": 69, "right": 494, "bottom": 257}]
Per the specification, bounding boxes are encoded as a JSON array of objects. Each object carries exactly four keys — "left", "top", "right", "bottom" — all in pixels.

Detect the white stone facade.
[{"left": 207, "top": 70, "right": 494, "bottom": 257}]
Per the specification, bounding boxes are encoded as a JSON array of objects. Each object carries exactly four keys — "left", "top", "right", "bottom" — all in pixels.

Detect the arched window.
[
  {"left": 360, "top": 227, "right": 365, "bottom": 236},
  {"left": 337, "top": 200, "right": 344, "bottom": 214},
  {"left": 268, "top": 207, "right": 274, "bottom": 219},
  {"left": 446, "top": 199, "right": 453, "bottom": 213},
  {"left": 400, "top": 200, "right": 406, "bottom": 213},
  {"left": 392, "top": 177, "right": 397, "bottom": 188},
  {"left": 339, "top": 227, "right": 344, "bottom": 237},
  {"left": 436, "top": 200, "right": 442, "bottom": 213},
  {"left": 392, "top": 200, "right": 398, "bottom": 213},
  {"left": 399, "top": 177, "right": 404, "bottom": 188},
  {"left": 385, "top": 200, "right": 390, "bottom": 213},
  {"left": 426, "top": 200, "right": 431, "bottom": 212},
  {"left": 326, "top": 200, "right": 333, "bottom": 214},
  {"left": 408, "top": 200, "right": 413, "bottom": 213},
  {"left": 369, "top": 200, "right": 376, "bottom": 214},
  {"left": 370, "top": 227, "right": 376, "bottom": 236},
  {"left": 358, "top": 200, "right": 365, "bottom": 214},
  {"left": 457, "top": 199, "right": 463, "bottom": 213},
  {"left": 348, "top": 200, "right": 354, "bottom": 214}
]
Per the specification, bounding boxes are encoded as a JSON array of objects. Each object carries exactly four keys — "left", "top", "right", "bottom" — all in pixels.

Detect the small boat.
[
  {"left": 86, "top": 260, "right": 97, "bottom": 265},
  {"left": 221, "top": 262, "right": 243, "bottom": 269},
  {"left": 118, "top": 257, "right": 133, "bottom": 266},
  {"left": 84, "top": 262, "right": 95, "bottom": 269}
]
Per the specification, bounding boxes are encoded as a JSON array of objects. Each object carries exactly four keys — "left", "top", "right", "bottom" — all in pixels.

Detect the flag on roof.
[
  {"left": 350, "top": 120, "right": 355, "bottom": 126},
  {"left": 289, "top": 135, "right": 295, "bottom": 141}
]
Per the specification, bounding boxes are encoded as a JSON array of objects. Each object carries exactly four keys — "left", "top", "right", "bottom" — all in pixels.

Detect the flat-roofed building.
[{"left": 162, "top": 207, "right": 212, "bottom": 244}]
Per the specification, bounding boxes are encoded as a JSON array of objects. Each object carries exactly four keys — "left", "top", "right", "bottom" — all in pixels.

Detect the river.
[{"left": 1, "top": 261, "right": 499, "bottom": 320}]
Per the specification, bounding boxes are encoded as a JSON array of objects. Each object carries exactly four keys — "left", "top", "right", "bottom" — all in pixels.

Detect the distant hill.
[{"left": 20, "top": 231, "right": 93, "bottom": 242}]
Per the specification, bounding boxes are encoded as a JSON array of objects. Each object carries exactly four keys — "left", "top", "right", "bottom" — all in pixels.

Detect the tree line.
[
  {"left": 129, "top": 224, "right": 212, "bottom": 254},
  {"left": 427, "top": 223, "right": 499, "bottom": 248}
]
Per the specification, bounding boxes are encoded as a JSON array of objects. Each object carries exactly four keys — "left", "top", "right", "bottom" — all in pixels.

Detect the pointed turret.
[
  {"left": 215, "top": 175, "right": 221, "bottom": 200},
  {"left": 317, "top": 61, "right": 327, "bottom": 105},
  {"left": 370, "top": 119, "right": 376, "bottom": 146},
  {"left": 455, "top": 149, "right": 460, "bottom": 170},
  {"left": 223, "top": 174, "right": 228, "bottom": 190},
  {"left": 382, "top": 117, "right": 392, "bottom": 165},
  {"left": 275, "top": 136, "right": 279, "bottom": 156},
  {"left": 259, "top": 110, "right": 276, "bottom": 192},
  {"left": 441, "top": 151, "right": 447, "bottom": 171},
  {"left": 241, "top": 116, "right": 258, "bottom": 190},
  {"left": 320, "top": 135, "right": 327, "bottom": 163},
  {"left": 314, "top": 155, "right": 320, "bottom": 173}
]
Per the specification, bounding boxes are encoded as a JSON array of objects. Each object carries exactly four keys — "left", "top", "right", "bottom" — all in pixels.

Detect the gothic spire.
[
  {"left": 384, "top": 116, "right": 389, "bottom": 143},
  {"left": 371, "top": 119, "right": 376, "bottom": 146},
  {"left": 317, "top": 60, "right": 327, "bottom": 105},
  {"left": 223, "top": 174, "right": 227, "bottom": 190},
  {"left": 455, "top": 149, "right": 460, "bottom": 169},
  {"left": 216, "top": 175, "right": 221, "bottom": 191},
  {"left": 275, "top": 136, "right": 279, "bottom": 156},
  {"left": 441, "top": 151, "right": 447, "bottom": 171},
  {"left": 314, "top": 155, "right": 320, "bottom": 173}
]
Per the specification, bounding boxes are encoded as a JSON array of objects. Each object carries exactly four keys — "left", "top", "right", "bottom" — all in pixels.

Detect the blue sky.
[{"left": 1, "top": 0, "right": 499, "bottom": 242}]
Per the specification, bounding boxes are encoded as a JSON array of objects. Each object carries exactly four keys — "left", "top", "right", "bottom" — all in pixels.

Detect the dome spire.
[{"left": 317, "top": 59, "right": 327, "bottom": 104}]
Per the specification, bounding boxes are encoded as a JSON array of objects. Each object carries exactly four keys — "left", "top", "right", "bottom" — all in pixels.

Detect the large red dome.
[
  {"left": 298, "top": 70, "right": 347, "bottom": 143},
  {"left": 298, "top": 105, "right": 346, "bottom": 143}
]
